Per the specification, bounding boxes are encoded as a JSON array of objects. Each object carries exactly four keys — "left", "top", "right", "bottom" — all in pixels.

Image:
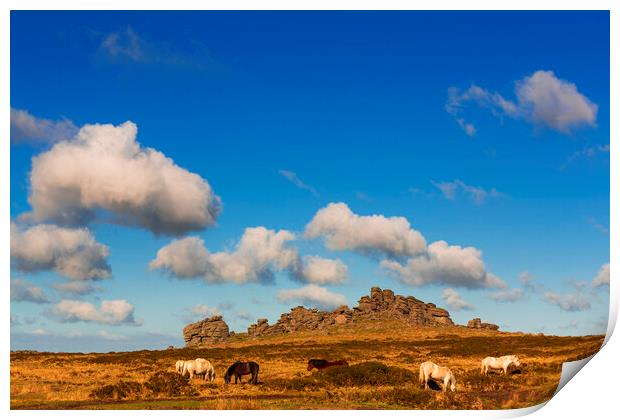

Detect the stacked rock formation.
[
  {"left": 466, "top": 317, "right": 499, "bottom": 331},
  {"left": 247, "top": 286, "right": 454, "bottom": 337},
  {"left": 183, "top": 315, "right": 230, "bottom": 347}
]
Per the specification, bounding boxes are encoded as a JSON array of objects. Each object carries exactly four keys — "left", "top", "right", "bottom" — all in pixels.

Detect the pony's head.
[
  {"left": 307, "top": 363, "right": 314, "bottom": 371},
  {"left": 449, "top": 374, "right": 456, "bottom": 392},
  {"left": 512, "top": 356, "right": 521, "bottom": 368},
  {"left": 224, "top": 363, "right": 237, "bottom": 384}
]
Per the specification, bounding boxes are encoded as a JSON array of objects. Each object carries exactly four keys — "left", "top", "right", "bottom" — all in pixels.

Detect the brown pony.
[
  {"left": 224, "top": 361, "right": 260, "bottom": 384},
  {"left": 307, "top": 359, "right": 349, "bottom": 371}
]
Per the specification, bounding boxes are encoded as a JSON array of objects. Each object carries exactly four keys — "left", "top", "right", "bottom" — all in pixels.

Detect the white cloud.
[
  {"left": 150, "top": 227, "right": 298, "bottom": 283},
  {"left": 10, "top": 278, "right": 50, "bottom": 304},
  {"left": 562, "top": 144, "right": 610, "bottom": 170},
  {"left": 432, "top": 179, "right": 501, "bottom": 204},
  {"left": 305, "top": 202, "right": 427, "bottom": 258},
  {"left": 447, "top": 70, "right": 597, "bottom": 135},
  {"left": 50, "top": 299, "right": 141, "bottom": 325},
  {"left": 519, "top": 271, "right": 534, "bottom": 286},
  {"left": 586, "top": 217, "right": 609, "bottom": 235},
  {"left": 488, "top": 288, "right": 525, "bottom": 302},
  {"left": 516, "top": 70, "right": 597, "bottom": 132},
  {"left": 32, "top": 328, "right": 49, "bottom": 336},
  {"left": 25, "top": 121, "right": 221, "bottom": 235},
  {"left": 100, "top": 26, "right": 211, "bottom": 70},
  {"left": 186, "top": 304, "right": 221, "bottom": 321},
  {"left": 544, "top": 292, "right": 591, "bottom": 312},
  {"left": 441, "top": 288, "right": 474, "bottom": 311},
  {"left": 278, "top": 170, "right": 319, "bottom": 197},
  {"left": 52, "top": 281, "right": 101, "bottom": 296},
  {"left": 10, "top": 108, "right": 78, "bottom": 145},
  {"left": 101, "top": 26, "right": 143, "bottom": 61},
  {"left": 290, "top": 256, "right": 348, "bottom": 285},
  {"left": 11, "top": 223, "right": 110, "bottom": 280},
  {"left": 277, "top": 285, "right": 347, "bottom": 310},
  {"left": 381, "top": 240, "right": 506, "bottom": 289},
  {"left": 592, "top": 263, "right": 610, "bottom": 288}
]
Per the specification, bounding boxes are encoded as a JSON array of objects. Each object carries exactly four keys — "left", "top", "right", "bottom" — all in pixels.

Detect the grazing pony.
[
  {"left": 307, "top": 359, "right": 349, "bottom": 371},
  {"left": 419, "top": 361, "right": 456, "bottom": 392},
  {"left": 224, "top": 361, "right": 260, "bottom": 384},
  {"left": 175, "top": 360, "right": 186, "bottom": 374},
  {"left": 183, "top": 358, "right": 216, "bottom": 382},
  {"left": 481, "top": 355, "right": 521, "bottom": 375}
]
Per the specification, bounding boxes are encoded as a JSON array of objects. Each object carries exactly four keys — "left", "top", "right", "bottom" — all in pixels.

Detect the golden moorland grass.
[{"left": 10, "top": 321, "right": 604, "bottom": 410}]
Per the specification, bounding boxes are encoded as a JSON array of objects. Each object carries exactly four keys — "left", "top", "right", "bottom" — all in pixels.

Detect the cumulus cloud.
[
  {"left": 305, "top": 202, "right": 426, "bottom": 258},
  {"left": 544, "top": 292, "right": 591, "bottom": 312},
  {"left": 25, "top": 121, "right": 221, "bottom": 235},
  {"left": 52, "top": 281, "right": 101, "bottom": 296},
  {"left": 381, "top": 240, "right": 506, "bottom": 289},
  {"left": 447, "top": 70, "right": 597, "bottom": 135},
  {"left": 10, "top": 278, "right": 50, "bottom": 304},
  {"left": 150, "top": 227, "right": 298, "bottom": 283},
  {"left": 592, "top": 263, "right": 610, "bottom": 288},
  {"left": 277, "top": 285, "right": 347, "bottom": 310},
  {"left": 516, "top": 70, "right": 597, "bottom": 132},
  {"left": 10, "top": 108, "right": 78, "bottom": 145},
  {"left": 432, "top": 179, "right": 501, "bottom": 204},
  {"left": 290, "top": 256, "right": 348, "bottom": 285},
  {"left": 11, "top": 223, "right": 110, "bottom": 281},
  {"left": 488, "top": 288, "right": 524, "bottom": 302},
  {"left": 50, "top": 299, "right": 141, "bottom": 325},
  {"left": 279, "top": 170, "right": 319, "bottom": 197},
  {"left": 441, "top": 288, "right": 474, "bottom": 311}
]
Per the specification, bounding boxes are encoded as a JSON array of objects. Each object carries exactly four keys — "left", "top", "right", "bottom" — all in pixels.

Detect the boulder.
[
  {"left": 467, "top": 317, "right": 499, "bottom": 331},
  {"left": 183, "top": 315, "right": 230, "bottom": 347}
]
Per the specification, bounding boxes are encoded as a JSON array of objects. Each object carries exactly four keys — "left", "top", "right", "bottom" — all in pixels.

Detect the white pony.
[
  {"left": 183, "top": 358, "right": 216, "bottom": 382},
  {"left": 175, "top": 360, "right": 186, "bottom": 374},
  {"left": 419, "top": 361, "right": 456, "bottom": 392},
  {"left": 481, "top": 355, "right": 521, "bottom": 375}
]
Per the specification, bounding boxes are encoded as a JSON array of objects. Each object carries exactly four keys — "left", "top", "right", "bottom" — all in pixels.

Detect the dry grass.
[{"left": 10, "top": 321, "right": 603, "bottom": 410}]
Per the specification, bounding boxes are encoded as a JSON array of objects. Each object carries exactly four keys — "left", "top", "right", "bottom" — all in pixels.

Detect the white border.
[{"left": 3, "top": 1, "right": 616, "bottom": 419}]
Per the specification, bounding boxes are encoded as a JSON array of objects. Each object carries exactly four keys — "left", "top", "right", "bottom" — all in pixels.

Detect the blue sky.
[{"left": 10, "top": 11, "right": 609, "bottom": 352}]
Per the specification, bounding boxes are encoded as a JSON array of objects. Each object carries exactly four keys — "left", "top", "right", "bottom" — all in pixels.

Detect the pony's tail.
[
  {"left": 480, "top": 359, "right": 485, "bottom": 374},
  {"left": 419, "top": 365, "right": 424, "bottom": 384}
]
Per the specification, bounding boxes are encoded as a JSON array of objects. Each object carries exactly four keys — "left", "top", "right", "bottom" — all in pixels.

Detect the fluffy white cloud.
[
  {"left": 50, "top": 299, "right": 141, "bottom": 325},
  {"left": 381, "top": 240, "right": 506, "bottom": 289},
  {"left": 290, "top": 256, "right": 348, "bottom": 285},
  {"left": 516, "top": 70, "right": 597, "bottom": 132},
  {"left": 277, "top": 285, "right": 347, "bottom": 310},
  {"left": 25, "top": 121, "right": 221, "bottom": 235},
  {"left": 544, "top": 292, "right": 591, "bottom": 312},
  {"left": 10, "top": 108, "right": 78, "bottom": 144},
  {"left": 11, "top": 223, "right": 110, "bottom": 280},
  {"left": 447, "top": 70, "right": 597, "bottom": 135},
  {"left": 10, "top": 278, "right": 49, "bottom": 304},
  {"left": 488, "top": 288, "right": 524, "bottom": 303},
  {"left": 432, "top": 179, "right": 501, "bottom": 204},
  {"left": 150, "top": 227, "right": 298, "bottom": 283},
  {"left": 52, "top": 281, "right": 101, "bottom": 296},
  {"left": 305, "top": 202, "right": 426, "bottom": 258},
  {"left": 592, "top": 263, "right": 610, "bottom": 288},
  {"left": 441, "top": 288, "right": 474, "bottom": 311}
]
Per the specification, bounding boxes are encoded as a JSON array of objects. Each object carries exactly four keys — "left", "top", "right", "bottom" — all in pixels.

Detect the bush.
[
  {"left": 143, "top": 371, "right": 198, "bottom": 397},
  {"left": 315, "top": 362, "right": 417, "bottom": 387},
  {"left": 89, "top": 381, "right": 143, "bottom": 400}
]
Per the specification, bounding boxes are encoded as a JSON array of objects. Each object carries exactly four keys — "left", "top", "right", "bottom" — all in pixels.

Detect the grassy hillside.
[{"left": 10, "top": 321, "right": 604, "bottom": 410}]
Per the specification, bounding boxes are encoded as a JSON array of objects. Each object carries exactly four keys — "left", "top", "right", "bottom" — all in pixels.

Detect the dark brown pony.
[
  {"left": 224, "top": 361, "right": 260, "bottom": 384},
  {"left": 307, "top": 359, "right": 349, "bottom": 371}
]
